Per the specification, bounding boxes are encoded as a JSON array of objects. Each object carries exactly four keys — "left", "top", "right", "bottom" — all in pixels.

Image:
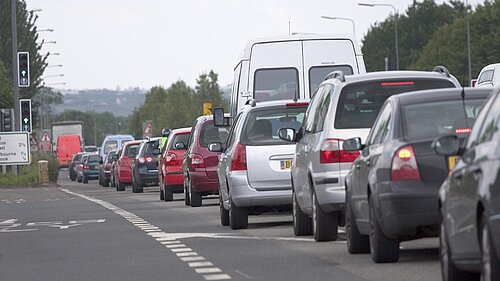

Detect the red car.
[
  {"left": 158, "top": 127, "right": 191, "bottom": 201},
  {"left": 183, "top": 115, "right": 230, "bottom": 207},
  {"left": 115, "top": 140, "right": 142, "bottom": 191}
]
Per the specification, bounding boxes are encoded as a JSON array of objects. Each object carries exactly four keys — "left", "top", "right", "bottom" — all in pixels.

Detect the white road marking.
[
  {"left": 176, "top": 252, "right": 199, "bottom": 257},
  {"left": 189, "top": 261, "right": 214, "bottom": 267},
  {"left": 203, "top": 274, "right": 232, "bottom": 280},
  {"left": 171, "top": 248, "right": 194, "bottom": 253},
  {"left": 181, "top": 256, "right": 206, "bottom": 262},
  {"left": 165, "top": 244, "right": 187, "bottom": 248},
  {"left": 0, "top": 219, "right": 18, "bottom": 225},
  {"left": 159, "top": 240, "right": 180, "bottom": 244},
  {"left": 196, "top": 268, "right": 222, "bottom": 274}
]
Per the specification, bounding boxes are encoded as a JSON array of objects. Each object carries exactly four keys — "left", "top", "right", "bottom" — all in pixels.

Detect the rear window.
[
  {"left": 124, "top": 144, "right": 140, "bottom": 156},
  {"left": 334, "top": 79, "right": 455, "bottom": 129},
  {"left": 200, "top": 124, "right": 230, "bottom": 147},
  {"left": 142, "top": 140, "right": 159, "bottom": 156},
  {"left": 73, "top": 154, "right": 82, "bottom": 162},
  {"left": 254, "top": 68, "right": 299, "bottom": 101},
  {"left": 478, "top": 69, "right": 494, "bottom": 84},
  {"left": 169, "top": 133, "right": 190, "bottom": 150},
  {"left": 103, "top": 140, "right": 118, "bottom": 155},
  {"left": 309, "top": 65, "right": 353, "bottom": 95},
  {"left": 241, "top": 106, "right": 307, "bottom": 146},
  {"left": 80, "top": 155, "right": 88, "bottom": 163},
  {"left": 88, "top": 155, "right": 101, "bottom": 163},
  {"left": 403, "top": 99, "right": 485, "bottom": 141}
]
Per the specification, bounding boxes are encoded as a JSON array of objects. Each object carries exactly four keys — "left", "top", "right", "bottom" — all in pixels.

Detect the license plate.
[
  {"left": 280, "top": 160, "right": 292, "bottom": 170},
  {"left": 447, "top": 156, "right": 459, "bottom": 171}
]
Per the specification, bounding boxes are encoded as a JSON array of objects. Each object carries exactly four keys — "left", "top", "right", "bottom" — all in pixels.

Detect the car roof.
[
  {"left": 325, "top": 70, "right": 460, "bottom": 87},
  {"left": 243, "top": 99, "right": 310, "bottom": 111},
  {"left": 195, "top": 113, "right": 231, "bottom": 123},
  {"left": 388, "top": 87, "right": 493, "bottom": 106},
  {"left": 480, "top": 63, "right": 500, "bottom": 71},
  {"left": 172, "top": 127, "right": 192, "bottom": 134}
]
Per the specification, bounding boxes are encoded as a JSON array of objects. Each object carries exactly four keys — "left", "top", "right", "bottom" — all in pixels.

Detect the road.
[{"left": 0, "top": 170, "right": 441, "bottom": 281}]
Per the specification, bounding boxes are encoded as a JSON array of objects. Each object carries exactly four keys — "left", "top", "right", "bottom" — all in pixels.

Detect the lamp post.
[
  {"left": 42, "top": 74, "right": 64, "bottom": 79},
  {"left": 46, "top": 64, "right": 63, "bottom": 68},
  {"left": 40, "top": 40, "right": 57, "bottom": 46},
  {"left": 358, "top": 2, "right": 399, "bottom": 70},
  {"left": 38, "top": 29, "right": 54, "bottom": 33},
  {"left": 466, "top": 0, "right": 472, "bottom": 84},
  {"left": 321, "top": 16, "right": 356, "bottom": 37}
]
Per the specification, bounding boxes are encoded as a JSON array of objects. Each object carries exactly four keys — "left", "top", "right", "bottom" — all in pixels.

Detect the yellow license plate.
[
  {"left": 448, "top": 156, "right": 459, "bottom": 171},
  {"left": 280, "top": 160, "right": 292, "bottom": 170}
]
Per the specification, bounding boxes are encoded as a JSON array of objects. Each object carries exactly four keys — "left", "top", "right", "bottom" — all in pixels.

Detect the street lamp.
[
  {"left": 46, "top": 64, "right": 63, "bottom": 68},
  {"left": 42, "top": 74, "right": 64, "bottom": 79},
  {"left": 466, "top": 0, "right": 472, "bottom": 84},
  {"left": 321, "top": 16, "right": 356, "bottom": 37},
  {"left": 38, "top": 29, "right": 54, "bottom": 32},
  {"left": 44, "top": 82, "right": 66, "bottom": 87},
  {"left": 358, "top": 2, "right": 399, "bottom": 70},
  {"left": 40, "top": 40, "right": 57, "bottom": 45}
]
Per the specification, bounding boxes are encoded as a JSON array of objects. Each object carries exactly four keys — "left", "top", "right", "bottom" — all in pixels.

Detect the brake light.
[
  {"left": 391, "top": 145, "right": 420, "bottom": 181},
  {"left": 190, "top": 154, "right": 205, "bottom": 169},
  {"left": 455, "top": 128, "right": 471, "bottom": 134},
  {"left": 145, "top": 157, "right": 153, "bottom": 163},
  {"left": 138, "top": 157, "right": 145, "bottom": 164},
  {"left": 231, "top": 143, "right": 247, "bottom": 171},
  {"left": 380, "top": 81, "right": 414, "bottom": 86},
  {"left": 83, "top": 164, "right": 90, "bottom": 170},
  {"left": 319, "top": 139, "right": 360, "bottom": 164},
  {"left": 286, "top": 102, "right": 309, "bottom": 107},
  {"left": 166, "top": 153, "right": 178, "bottom": 166}
]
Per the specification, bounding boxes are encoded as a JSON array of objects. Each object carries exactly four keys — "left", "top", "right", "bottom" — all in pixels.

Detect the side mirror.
[
  {"left": 277, "top": 128, "right": 297, "bottom": 142},
  {"left": 174, "top": 142, "right": 186, "bottom": 150},
  {"left": 208, "top": 142, "right": 223, "bottom": 152},
  {"left": 213, "top": 107, "right": 229, "bottom": 126},
  {"left": 432, "top": 135, "right": 461, "bottom": 156},
  {"left": 343, "top": 137, "right": 363, "bottom": 151},
  {"left": 111, "top": 154, "right": 118, "bottom": 160},
  {"left": 152, "top": 148, "right": 161, "bottom": 155},
  {"left": 99, "top": 160, "right": 104, "bottom": 165}
]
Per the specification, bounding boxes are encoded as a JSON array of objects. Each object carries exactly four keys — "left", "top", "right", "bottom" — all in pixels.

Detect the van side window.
[
  {"left": 254, "top": 68, "right": 299, "bottom": 101},
  {"left": 478, "top": 69, "right": 494, "bottom": 85},
  {"left": 231, "top": 63, "right": 242, "bottom": 118}
]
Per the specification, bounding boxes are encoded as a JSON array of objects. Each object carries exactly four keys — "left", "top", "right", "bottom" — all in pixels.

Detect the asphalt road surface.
[{"left": 0, "top": 170, "right": 442, "bottom": 281}]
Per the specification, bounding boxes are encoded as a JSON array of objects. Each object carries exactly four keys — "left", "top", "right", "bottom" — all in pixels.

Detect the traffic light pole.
[{"left": 11, "top": 0, "right": 19, "bottom": 175}]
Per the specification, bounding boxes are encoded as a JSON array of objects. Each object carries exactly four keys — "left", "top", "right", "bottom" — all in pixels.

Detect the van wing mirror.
[
  {"left": 343, "top": 137, "right": 363, "bottom": 151},
  {"left": 213, "top": 107, "right": 229, "bottom": 127},
  {"left": 432, "top": 135, "right": 461, "bottom": 156},
  {"left": 174, "top": 142, "right": 186, "bottom": 150}
]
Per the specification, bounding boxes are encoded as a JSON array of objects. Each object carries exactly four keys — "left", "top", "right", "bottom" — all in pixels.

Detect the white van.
[
  {"left": 229, "top": 34, "right": 366, "bottom": 118},
  {"left": 476, "top": 63, "right": 500, "bottom": 87}
]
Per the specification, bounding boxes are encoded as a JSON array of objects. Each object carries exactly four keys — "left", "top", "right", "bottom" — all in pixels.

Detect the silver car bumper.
[{"left": 311, "top": 169, "right": 347, "bottom": 212}]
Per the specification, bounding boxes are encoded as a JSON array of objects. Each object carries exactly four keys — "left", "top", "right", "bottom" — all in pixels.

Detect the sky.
[{"left": 25, "top": 0, "right": 484, "bottom": 90}]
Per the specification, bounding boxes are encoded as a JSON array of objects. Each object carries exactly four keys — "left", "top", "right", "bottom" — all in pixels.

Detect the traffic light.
[
  {"left": 20, "top": 99, "right": 32, "bottom": 133},
  {"left": 17, "top": 52, "right": 30, "bottom": 87},
  {"left": 0, "top": 109, "right": 13, "bottom": 132}
]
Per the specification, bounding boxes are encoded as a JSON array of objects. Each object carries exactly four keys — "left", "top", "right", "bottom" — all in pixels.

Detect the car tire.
[
  {"left": 481, "top": 215, "right": 499, "bottom": 281},
  {"left": 160, "top": 185, "right": 165, "bottom": 201},
  {"left": 103, "top": 179, "right": 109, "bottom": 187},
  {"left": 164, "top": 189, "right": 174, "bottom": 202},
  {"left": 369, "top": 196, "right": 399, "bottom": 263},
  {"left": 312, "top": 192, "right": 338, "bottom": 242},
  {"left": 220, "top": 195, "right": 229, "bottom": 226},
  {"left": 99, "top": 175, "right": 103, "bottom": 186},
  {"left": 117, "top": 179, "right": 125, "bottom": 191},
  {"left": 77, "top": 176, "right": 82, "bottom": 183},
  {"left": 190, "top": 189, "right": 202, "bottom": 207},
  {"left": 230, "top": 198, "right": 248, "bottom": 230},
  {"left": 293, "top": 191, "right": 312, "bottom": 236},
  {"left": 346, "top": 199, "right": 370, "bottom": 254},
  {"left": 440, "top": 213, "right": 478, "bottom": 281},
  {"left": 83, "top": 175, "right": 88, "bottom": 184},
  {"left": 184, "top": 178, "right": 191, "bottom": 206}
]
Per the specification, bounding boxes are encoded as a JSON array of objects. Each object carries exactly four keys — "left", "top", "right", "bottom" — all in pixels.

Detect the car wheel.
[
  {"left": 117, "top": 179, "right": 125, "bottom": 191},
  {"left": 230, "top": 198, "right": 248, "bottom": 230},
  {"left": 83, "top": 175, "right": 88, "bottom": 184},
  {"left": 369, "top": 196, "right": 399, "bottom": 263},
  {"left": 103, "top": 179, "right": 109, "bottom": 187},
  {"left": 293, "top": 191, "right": 312, "bottom": 236},
  {"left": 220, "top": 195, "right": 229, "bottom": 226},
  {"left": 481, "top": 215, "right": 499, "bottom": 281},
  {"left": 160, "top": 184, "right": 165, "bottom": 201},
  {"left": 312, "top": 192, "right": 338, "bottom": 242},
  {"left": 184, "top": 178, "right": 191, "bottom": 206},
  {"left": 346, "top": 199, "right": 370, "bottom": 254},
  {"left": 77, "top": 175, "right": 82, "bottom": 183},
  {"left": 98, "top": 175, "right": 103, "bottom": 186},
  {"left": 190, "top": 188, "right": 202, "bottom": 207},
  {"left": 164, "top": 189, "right": 174, "bottom": 202}
]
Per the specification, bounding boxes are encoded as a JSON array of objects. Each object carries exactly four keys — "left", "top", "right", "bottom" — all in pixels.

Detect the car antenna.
[{"left": 460, "top": 83, "right": 469, "bottom": 129}]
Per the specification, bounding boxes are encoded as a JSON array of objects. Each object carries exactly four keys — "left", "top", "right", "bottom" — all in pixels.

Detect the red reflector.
[
  {"left": 455, "top": 128, "right": 471, "bottom": 134},
  {"left": 286, "top": 102, "right": 309, "bottom": 107},
  {"left": 145, "top": 157, "right": 153, "bottom": 163},
  {"left": 380, "top": 81, "right": 414, "bottom": 86}
]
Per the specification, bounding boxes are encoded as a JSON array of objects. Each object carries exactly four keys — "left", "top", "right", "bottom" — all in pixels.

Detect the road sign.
[
  {"left": 142, "top": 120, "right": 153, "bottom": 139},
  {"left": 39, "top": 130, "right": 52, "bottom": 151},
  {"left": 203, "top": 102, "right": 212, "bottom": 115},
  {"left": 0, "top": 132, "right": 30, "bottom": 165}
]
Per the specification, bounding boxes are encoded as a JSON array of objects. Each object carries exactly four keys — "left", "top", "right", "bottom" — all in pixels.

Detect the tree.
[
  {"left": 0, "top": 60, "right": 13, "bottom": 108},
  {"left": 161, "top": 80, "right": 194, "bottom": 130},
  {"left": 193, "top": 70, "right": 225, "bottom": 116}
]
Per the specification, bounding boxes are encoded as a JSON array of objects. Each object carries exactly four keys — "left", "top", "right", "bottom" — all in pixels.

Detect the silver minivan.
[
  {"left": 287, "top": 68, "right": 461, "bottom": 242},
  {"left": 210, "top": 100, "right": 309, "bottom": 229}
]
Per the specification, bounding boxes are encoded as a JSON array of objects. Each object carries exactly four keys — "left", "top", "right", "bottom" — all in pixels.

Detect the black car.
[
  {"left": 131, "top": 138, "right": 161, "bottom": 193},
  {"left": 69, "top": 152, "right": 85, "bottom": 181},
  {"left": 343, "top": 87, "right": 490, "bottom": 263},
  {"left": 99, "top": 149, "right": 118, "bottom": 187},
  {"left": 433, "top": 88, "right": 499, "bottom": 281}
]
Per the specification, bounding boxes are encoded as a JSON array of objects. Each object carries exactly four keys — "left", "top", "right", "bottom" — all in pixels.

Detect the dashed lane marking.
[{"left": 60, "top": 188, "right": 231, "bottom": 280}]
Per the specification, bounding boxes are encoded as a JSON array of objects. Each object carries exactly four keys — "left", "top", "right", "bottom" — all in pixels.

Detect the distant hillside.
[{"left": 54, "top": 88, "right": 146, "bottom": 117}]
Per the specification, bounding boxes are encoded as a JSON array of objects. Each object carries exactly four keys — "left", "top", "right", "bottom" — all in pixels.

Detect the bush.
[{"left": 0, "top": 152, "right": 59, "bottom": 187}]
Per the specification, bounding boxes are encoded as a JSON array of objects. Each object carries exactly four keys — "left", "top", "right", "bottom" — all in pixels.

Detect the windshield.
[
  {"left": 254, "top": 68, "right": 299, "bottom": 101},
  {"left": 241, "top": 106, "right": 307, "bottom": 146},
  {"left": 88, "top": 155, "right": 101, "bottom": 162},
  {"left": 142, "top": 140, "right": 159, "bottom": 156},
  {"left": 403, "top": 99, "right": 485, "bottom": 140},
  {"left": 169, "top": 133, "right": 190, "bottom": 150},
  {"left": 335, "top": 79, "right": 456, "bottom": 129},
  {"left": 103, "top": 141, "right": 118, "bottom": 155},
  {"left": 200, "top": 124, "right": 230, "bottom": 147}
]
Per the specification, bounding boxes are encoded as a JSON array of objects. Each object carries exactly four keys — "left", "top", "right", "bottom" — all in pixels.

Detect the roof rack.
[
  {"left": 324, "top": 70, "right": 346, "bottom": 82},
  {"left": 432, "top": 66, "right": 451, "bottom": 77}
]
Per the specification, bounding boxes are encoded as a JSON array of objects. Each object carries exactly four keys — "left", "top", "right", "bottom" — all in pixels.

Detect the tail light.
[
  {"left": 231, "top": 142, "right": 247, "bottom": 171},
  {"left": 166, "top": 153, "right": 178, "bottom": 166},
  {"left": 190, "top": 153, "right": 205, "bottom": 169},
  {"left": 391, "top": 145, "right": 421, "bottom": 181},
  {"left": 455, "top": 128, "right": 471, "bottom": 134},
  {"left": 83, "top": 164, "right": 90, "bottom": 170},
  {"left": 105, "top": 163, "right": 111, "bottom": 170},
  {"left": 319, "top": 139, "right": 360, "bottom": 164}
]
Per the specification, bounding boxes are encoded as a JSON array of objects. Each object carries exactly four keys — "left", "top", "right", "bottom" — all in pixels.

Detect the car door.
[
  {"left": 219, "top": 113, "right": 243, "bottom": 202},
  {"left": 293, "top": 85, "right": 327, "bottom": 211},
  {"left": 447, "top": 92, "right": 499, "bottom": 259},
  {"left": 354, "top": 102, "right": 392, "bottom": 227}
]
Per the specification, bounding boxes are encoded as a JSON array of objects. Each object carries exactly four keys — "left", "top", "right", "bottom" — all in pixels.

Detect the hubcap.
[{"left": 482, "top": 224, "right": 491, "bottom": 281}]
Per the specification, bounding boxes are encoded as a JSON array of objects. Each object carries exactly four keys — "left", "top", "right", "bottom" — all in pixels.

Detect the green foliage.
[
  {"left": 0, "top": 152, "right": 58, "bottom": 187},
  {"left": 0, "top": 60, "right": 13, "bottom": 108}
]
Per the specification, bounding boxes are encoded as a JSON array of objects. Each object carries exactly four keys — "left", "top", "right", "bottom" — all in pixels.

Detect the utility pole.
[
  {"left": 466, "top": 0, "right": 472, "bottom": 84},
  {"left": 11, "top": 0, "right": 20, "bottom": 176}
]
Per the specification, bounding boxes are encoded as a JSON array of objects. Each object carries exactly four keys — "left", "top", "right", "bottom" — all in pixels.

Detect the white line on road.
[
  {"left": 189, "top": 261, "right": 214, "bottom": 267},
  {"left": 181, "top": 256, "right": 206, "bottom": 262},
  {"left": 203, "top": 274, "right": 232, "bottom": 280},
  {"left": 196, "top": 268, "right": 222, "bottom": 274},
  {"left": 176, "top": 252, "right": 199, "bottom": 257}
]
